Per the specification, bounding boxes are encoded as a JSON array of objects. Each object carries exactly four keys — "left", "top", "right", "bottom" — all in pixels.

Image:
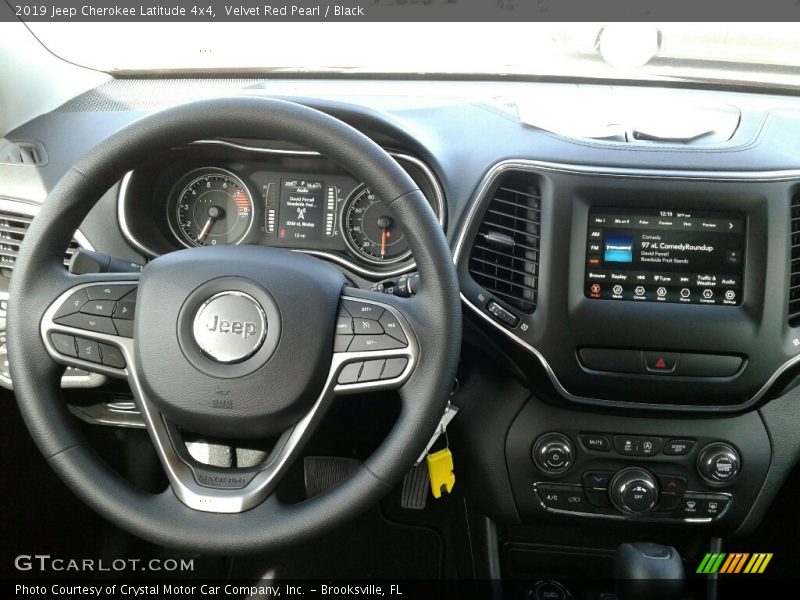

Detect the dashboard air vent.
[
  {"left": 0, "top": 212, "right": 79, "bottom": 273},
  {"left": 0, "top": 140, "right": 47, "bottom": 166},
  {"left": 790, "top": 194, "right": 800, "bottom": 325},
  {"left": 468, "top": 177, "right": 540, "bottom": 313}
]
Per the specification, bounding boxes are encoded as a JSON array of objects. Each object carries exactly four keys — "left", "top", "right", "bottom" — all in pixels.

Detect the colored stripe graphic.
[{"left": 698, "top": 552, "right": 772, "bottom": 574}]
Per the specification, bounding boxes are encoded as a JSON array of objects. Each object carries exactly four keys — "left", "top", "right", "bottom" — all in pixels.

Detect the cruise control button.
[
  {"left": 381, "top": 357, "right": 408, "bottom": 379},
  {"left": 55, "top": 313, "right": 118, "bottom": 335},
  {"left": 50, "top": 333, "right": 77, "bottom": 357},
  {"left": 114, "top": 301, "right": 136, "bottom": 320},
  {"left": 113, "top": 319, "right": 134, "bottom": 338},
  {"left": 80, "top": 299, "right": 115, "bottom": 317},
  {"left": 337, "top": 362, "right": 363, "bottom": 384},
  {"left": 99, "top": 343, "right": 126, "bottom": 369},
  {"left": 358, "top": 359, "right": 385, "bottom": 382},
  {"left": 663, "top": 439, "right": 695, "bottom": 456},
  {"left": 333, "top": 334, "right": 353, "bottom": 352},
  {"left": 342, "top": 300, "right": 384, "bottom": 320},
  {"left": 75, "top": 338, "right": 102, "bottom": 364},
  {"left": 379, "top": 312, "right": 408, "bottom": 343},
  {"left": 53, "top": 289, "right": 90, "bottom": 319},
  {"left": 86, "top": 284, "right": 137, "bottom": 301},
  {"left": 353, "top": 318, "right": 383, "bottom": 335},
  {"left": 335, "top": 316, "right": 354, "bottom": 335},
  {"left": 348, "top": 334, "right": 406, "bottom": 352}
]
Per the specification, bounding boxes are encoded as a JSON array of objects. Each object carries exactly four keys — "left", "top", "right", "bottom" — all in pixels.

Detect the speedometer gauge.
[
  {"left": 168, "top": 168, "right": 254, "bottom": 247},
  {"left": 343, "top": 185, "right": 410, "bottom": 264}
]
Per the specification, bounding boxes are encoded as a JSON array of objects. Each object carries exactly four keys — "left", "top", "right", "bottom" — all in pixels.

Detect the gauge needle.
[
  {"left": 377, "top": 215, "right": 392, "bottom": 259},
  {"left": 197, "top": 205, "right": 223, "bottom": 244},
  {"left": 197, "top": 218, "right": 215, "bottom": 243}
]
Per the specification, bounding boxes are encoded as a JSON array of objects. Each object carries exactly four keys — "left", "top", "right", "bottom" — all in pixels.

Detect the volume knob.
[{"left": 532, "top": 433, "right": 574, "bottom": 475}]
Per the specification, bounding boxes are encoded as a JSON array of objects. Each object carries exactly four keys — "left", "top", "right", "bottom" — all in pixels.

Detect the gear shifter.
[{"left": 614, "top": 543, "right": 685, "bottom": 600}]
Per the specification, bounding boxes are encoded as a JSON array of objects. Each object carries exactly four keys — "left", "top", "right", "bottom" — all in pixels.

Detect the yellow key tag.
[{"left": 426, "top": 447, "right": 455, "bottom": 499}]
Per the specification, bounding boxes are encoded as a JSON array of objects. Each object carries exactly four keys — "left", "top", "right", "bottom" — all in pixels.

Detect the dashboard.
[
  {"left": 118, "top": 140, "right": 445, "bottom": 278},
  {"left": 6, "top": 78, "right": 800, "bottom": 541}
]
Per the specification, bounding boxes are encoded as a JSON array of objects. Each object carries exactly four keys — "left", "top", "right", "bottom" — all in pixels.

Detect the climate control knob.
[
  {"left": 532, "top": 433, "right": 574, "bottom": 475},
  {"left": 697, "top": 443, "right": 740, "bottom": 483},
  {"left": 610, "top": 467, "right": 659, "bottom": 515}
]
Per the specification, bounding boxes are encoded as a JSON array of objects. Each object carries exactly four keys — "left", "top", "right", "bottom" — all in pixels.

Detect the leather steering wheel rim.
[{"left": 7, "top": 97, "right": 461, "bottom": 553}]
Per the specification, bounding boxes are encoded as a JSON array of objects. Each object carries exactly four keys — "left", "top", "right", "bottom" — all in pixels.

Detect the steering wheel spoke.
[
  {"left": 40, "top": 276, "right": 139, "bottom": 379},
  {"left": 332, "top": 290, "right": 418, "bottom": 394}
]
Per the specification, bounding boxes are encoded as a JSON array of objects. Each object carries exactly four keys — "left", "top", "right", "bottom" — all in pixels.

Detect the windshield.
[{"left": 26, "top": 22, "right": 800, "bottom": 87}]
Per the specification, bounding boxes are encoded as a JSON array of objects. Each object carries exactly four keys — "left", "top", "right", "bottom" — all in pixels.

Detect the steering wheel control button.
[
  {"left": 358, "top": 359, "right": 385, "bottom": 382},
  {"left": 50, "top": 333, "right": 78, "bottom": 357},
  {"left": 532, "top": 433, "right": 574, "bottom": 475},
  {"left": 80, "top": 299, "right": 115, "bottom": 317},
  {"left": 54, "top": 289, "right": 90, "bottom": 319},
  {"left": 342, "top": 299, "right": 384, "bottom": 320},
  {"left": 333, "top": 335, "right": 353, "bottom": 352},
  {"left": 379, "top": 312, "right": 408, "bottom": 343},
  {"left": 348, "top": 333, "right": 406, "bottom": 352},
  {"left": 99, "top": 343, "right": 126, "bottom": 369},
  {"left": 644, "top": 351, "right": 679, "bottom": 374},
  {"left": 353, "top": 317, "right": 383, "bottom": 335},
  {"left": 381, "top": 357, "right": 408, "bottom": 379},
  {"left": 663, "top": 439, "right": 696, "bottom": 456},
  {"left": 536, "top": 484, "right": 590, "bottom": 512},
  {"left": 114, "top": 300, "right": 136, "bottom": 320},
  {"left": 55, "top": 312, "right": 118, "bottom": 336},
  {"left": 75, "top": 338, "right": 102, "bottom": 364},
  {"left": 579, "top": 433, "right": 611, "bottom": 452},
  {"left": 114, "top": 319, "right": 134, "bottom": 338},
  {"left": 610, "top": 467, "right": 659, "bottom": 515},
  {"left": 86, "top": 284, "right": 137, "bottom": 301},
  {"left": 337, "top": 362, "right": 362, "bottom": 384},
  {"left": 697, "top": 442, "right": 741, "bottom": 483},
  {"left": 336, "top": 316, "right": 354, "bottom": 335},
  {"left": 192, "top": 291, "right": 267, "bottom": 364}
]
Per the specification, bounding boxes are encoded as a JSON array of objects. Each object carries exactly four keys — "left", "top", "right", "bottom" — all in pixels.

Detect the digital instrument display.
[
  {"left": 278, "top": 179, "right": 325, "bottom": 243},
  {"left": 585, "top": 207, "right": 745, "bottom": 305}
]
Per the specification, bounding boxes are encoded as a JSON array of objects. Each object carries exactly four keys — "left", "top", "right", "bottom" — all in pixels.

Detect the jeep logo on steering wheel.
[{"left": 192, "top": 291, "right": 267, "bottom": 364}]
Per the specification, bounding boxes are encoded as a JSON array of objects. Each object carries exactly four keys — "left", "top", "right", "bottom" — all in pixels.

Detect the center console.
[{"left": 454, "top": 160, "right": 800, "bottom": 533}]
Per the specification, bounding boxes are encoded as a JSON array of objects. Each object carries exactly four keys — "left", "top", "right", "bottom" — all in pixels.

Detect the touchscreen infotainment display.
[{"left": 584, "top": 208, "right": 745, "bottom": 306}]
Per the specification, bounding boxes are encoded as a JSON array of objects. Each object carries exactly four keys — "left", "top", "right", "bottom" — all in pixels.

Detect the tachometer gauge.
[
  {"left": 168, "top": 168, "right": 254, "bottom": 247},
  {"left": 343, "top": 185, "right": 410, "bottom": 264}
]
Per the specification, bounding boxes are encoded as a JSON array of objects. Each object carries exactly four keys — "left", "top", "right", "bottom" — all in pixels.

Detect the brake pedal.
[{"left": 303, "top": 456, "right": 362, "bottom": 498}]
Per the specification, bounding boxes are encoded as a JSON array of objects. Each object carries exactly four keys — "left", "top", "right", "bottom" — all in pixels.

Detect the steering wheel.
[{"left": 7, "top": 97, "right": 461, "bottom": 553}]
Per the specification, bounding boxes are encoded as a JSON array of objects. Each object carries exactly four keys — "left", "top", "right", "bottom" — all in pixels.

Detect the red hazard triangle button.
[{"left": 645, "top": 352, "right": 679, "bottom": 373}]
